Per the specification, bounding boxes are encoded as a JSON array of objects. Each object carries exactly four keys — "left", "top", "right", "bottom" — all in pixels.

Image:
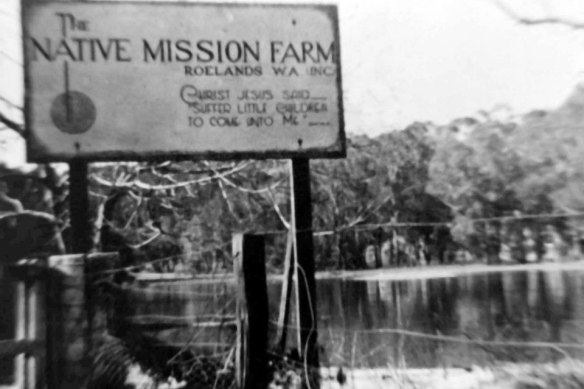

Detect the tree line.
[{"left": 2, "top": 86, "right": 584, "bottom": 271}]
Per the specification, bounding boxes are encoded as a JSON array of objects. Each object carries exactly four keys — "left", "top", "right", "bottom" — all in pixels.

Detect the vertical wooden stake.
[
  {"left": 290, "top": 158, "right": 319, "bottom": 373},
  {"left": 15, "top": 281, "right": 26, "bottom": 389},
  {"left": 233, "top": 234, "right": 269, "bottom": 389},
  {"left": 69, "top": 160, "right": 92, "bottom": 254},
  {"left": 375, "top": 227, "right": 383, "bottom": 268},
  {"left": 25, "top": 279, "right": 38, "bottom": 389},
  {"left": 276, "top": 231, "right": 294, "bottom": 352}
]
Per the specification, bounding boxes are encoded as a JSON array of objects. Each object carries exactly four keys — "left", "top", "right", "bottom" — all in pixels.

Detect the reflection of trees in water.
[
  {"left": 487, "top": 270, "right": 568, "bottom": 350},
  {"left": 127, "top": 282, "right": 236, "bottom": 321},
  {"left": 318, "top": 273, "right": 578, "bottom": 367},
  {"left": 426, "top": 278, "right": 459, "bottom": 334},
  {"left": 541, "top": 271, "right": 566, "bottom": 343},
  {"left": 563, "top": 274, "right": 584, "bottom": 326},
  {"left": 468, "top": 271, "right": 575, "bottom": 362},
  {"left": 118, "top": 270, "right": 584, "bottom": 369}
]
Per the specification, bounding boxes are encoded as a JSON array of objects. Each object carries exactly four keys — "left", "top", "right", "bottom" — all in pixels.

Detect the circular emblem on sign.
[{"left": 50, "top": 91, "right": 96, "bottom": 134}]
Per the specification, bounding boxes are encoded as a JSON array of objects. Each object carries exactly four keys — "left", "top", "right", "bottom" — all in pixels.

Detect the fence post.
[
  {"left": 233, "top": 233, "right": 268, "bottom": 389},
  {"left": 2, "top": 259, "right": 47, "bottom": 389}
]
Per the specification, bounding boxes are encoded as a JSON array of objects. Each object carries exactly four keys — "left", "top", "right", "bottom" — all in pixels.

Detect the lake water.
[
  {"left": 126, "top": 265, "right": 584, "bottom": 369},
  {"left": 315, "top": 268, "right": 584, "bottom": 368}
]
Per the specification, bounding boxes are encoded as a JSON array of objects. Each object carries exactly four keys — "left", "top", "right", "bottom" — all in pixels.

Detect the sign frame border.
[{"left": 22, "top": 0, "right": 346, "bottom": 162}]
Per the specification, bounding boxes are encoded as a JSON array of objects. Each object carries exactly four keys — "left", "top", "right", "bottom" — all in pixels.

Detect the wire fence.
[
  {"left": 82, "top": 218, "right": 584, "bottom": 389},
  {"left": 89, "top": 262, "right": 584, "bottom": 389},
  {"left": 92, "top": 268, "right": 238, "bottom": 389},
  {"left": 256, "top": 211, "right": 584, "bottom": 236},
  {"left": 264, "top": 320, "right": 584, "bottom": 389},
  {"left": 262, "top": 320, "right": 584, "bottom": 389}
]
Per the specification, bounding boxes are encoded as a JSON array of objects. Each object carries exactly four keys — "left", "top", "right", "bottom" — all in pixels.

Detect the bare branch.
[
  {"left": 216, "top": 179, "right": 239, "bottom": 221},
  {"left": 0, "top": 111, "right": 24, "bottom": 135},
  {"left": 123, "top": 194, "right": 143, "bottom": 229},
  {"left": 344, "top": 193, "right": 395, "bottom": 229},
  {"left": 0, "top": 96, "right": 23, "bottom": 111},
  {"left": 89, "top": 161, "right": 250, "bottom": 190},
  {"left": 493, "top": 0, "right": 584, "bottom": 29},
  {"left": 266, "top": 188, "right": 290, "bottom": 230},
  {"left": 149, "top": 167, "right": 179, "bottom": 183},
  {"left": 202, "top": 161, "right": 283, "bottom": 194},
  {"left": 132, "top": 229, "right": 161, "bottom": 248},
  {"left": 141, "top": 161, "right": 240, "bottom": 175}
]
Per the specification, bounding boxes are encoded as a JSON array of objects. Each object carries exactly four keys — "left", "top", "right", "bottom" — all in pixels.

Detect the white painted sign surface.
[{"left": 23, "top": 1, "right": 345, "bottom": 161}]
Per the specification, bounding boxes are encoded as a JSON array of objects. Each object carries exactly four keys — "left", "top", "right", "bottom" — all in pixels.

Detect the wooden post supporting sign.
[
  {"left": 68, "top": 160, "right": 92, "bottom": 254},
  {"left": 290, "top": 158, "right": 319, "bottom": 375}
]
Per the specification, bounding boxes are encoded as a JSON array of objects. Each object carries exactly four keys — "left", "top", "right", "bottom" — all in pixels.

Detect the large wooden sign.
[{"left": 22, "top": 1, "right": 345, "bottom": 161}]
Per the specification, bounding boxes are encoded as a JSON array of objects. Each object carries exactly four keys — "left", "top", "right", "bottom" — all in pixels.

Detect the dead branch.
[
  {"left": 266, "top": 187, "right": 290, "bottom": 230},
  {"left": 89, "top": 162, "right": 249, "bottom": 190},
  {"left": 142, "top": 161, "right": 241, "bottom": 175},
  {"left": 216, "top": 179, "right": 239, "bottom": 221},
  {"left": 0, "top": 96, "right": 23, "bottom": 111},
  {"left": 493, "top": 0, "right": 584, "bottom": 29},
  {"left": 0, "top": 111, "right": 24, "bottom": 135},
  {"left": 202, "top": 161, "right": 283, "bottom": 194}
]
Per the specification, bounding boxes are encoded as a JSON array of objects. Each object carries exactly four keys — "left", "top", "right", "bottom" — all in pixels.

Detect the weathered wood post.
[
  {"left": 23, "top": 265, "right": 42, "bottom": 389},
  {"left": 276, "top": 231, "right": 295, "bottom": 352},
  {"left": 2, "top": 259, "right": 47, "bottom": 389},
  {"left": 290, "top": 158, "right": 320, "bottom": 378},
  {"left": 233, "top": 233, "right": 269, "bottom": 389},
  {"left": 69, "top": 160, "right": 92, "bottom": 254}
]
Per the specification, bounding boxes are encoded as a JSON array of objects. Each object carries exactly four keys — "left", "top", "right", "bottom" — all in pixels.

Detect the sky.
[
  {"left": 2, "top": 0, "right": 584, "bottom": 147},
  {"left": 339, "top": 0, "right": 584, "bottom": 133}
]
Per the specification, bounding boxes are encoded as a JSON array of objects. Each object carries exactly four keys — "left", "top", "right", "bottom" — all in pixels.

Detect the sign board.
[{"left": 22, "top": 1, "right": 345, "bottom": 162}]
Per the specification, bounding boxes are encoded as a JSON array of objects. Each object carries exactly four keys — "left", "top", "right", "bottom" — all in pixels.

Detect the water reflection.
[
  {"left": 315, "top": 270, "right": 584, "bottom": 368},
  {"left": 125, "top": 269, "right": 584, "bottom": 369},
  {"left": 124, "top": 280, "right": 237, "bottom": 349}
]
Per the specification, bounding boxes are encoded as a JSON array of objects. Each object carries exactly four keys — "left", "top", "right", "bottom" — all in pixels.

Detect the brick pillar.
[{"left": 46, "top": 253, "right": 118, "bottom": 389}]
